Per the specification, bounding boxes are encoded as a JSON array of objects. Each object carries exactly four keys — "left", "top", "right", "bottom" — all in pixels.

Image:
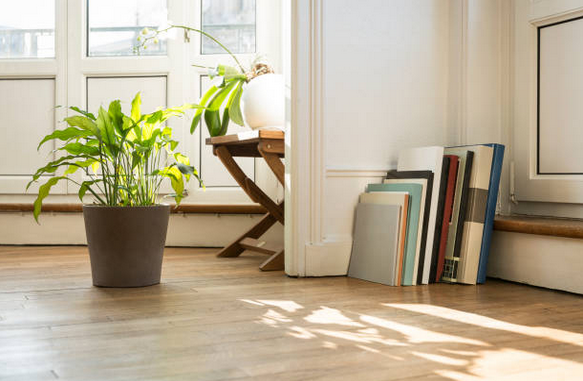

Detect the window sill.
[{"left": 494, "top": 215, "right": 583, "bottom": 240}]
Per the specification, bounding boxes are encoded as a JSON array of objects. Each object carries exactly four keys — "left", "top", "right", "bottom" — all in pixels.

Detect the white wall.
[{"left": 288, "top": 0, "right": 511, "bottom": 276}]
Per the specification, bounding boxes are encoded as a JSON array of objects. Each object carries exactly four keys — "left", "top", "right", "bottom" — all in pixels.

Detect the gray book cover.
[{"left": 348, "top": 203, "right": 401, "bottom": 286}]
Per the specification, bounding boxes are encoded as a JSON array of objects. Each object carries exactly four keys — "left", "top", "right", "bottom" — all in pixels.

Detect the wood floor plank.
[{"left": 1, "top": 246, "right": 583, "bottom": 380}]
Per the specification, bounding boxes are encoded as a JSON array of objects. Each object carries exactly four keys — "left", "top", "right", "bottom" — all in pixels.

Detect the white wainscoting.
[
  {"left": 489, "top": 230, "right": 583, "bottom": 294},
  {"left": 0, "top": 212, "right": 283, "bottom": 248},
  {"left": 0, "top": 79, "right": 59, "bottom": 194}
]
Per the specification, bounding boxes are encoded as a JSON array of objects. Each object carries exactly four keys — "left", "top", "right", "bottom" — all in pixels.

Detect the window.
[
  {"left": 512, "top": 3, "right": 583, "bottom": 210},
  {"left": 0, "top": 0, "right": 55, "bottom": 59},
  {"left": 87, "top": 0, "right": 167, "bottom": 57},
  {"left": 201, "top": 0, "right": 256, "bottom": 54}
]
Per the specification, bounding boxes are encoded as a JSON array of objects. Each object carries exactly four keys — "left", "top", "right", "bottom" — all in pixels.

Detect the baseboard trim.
[{"left": 305, "top": 240, "right": 352, "bottom": 276}]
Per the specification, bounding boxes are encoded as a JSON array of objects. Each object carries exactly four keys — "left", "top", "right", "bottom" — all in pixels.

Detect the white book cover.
[
  {"left": 382, "top": 178, "right": 427, "bottom": 284},
  {"left": 397, "top": 146, "right": 445, "bottom": 284}
]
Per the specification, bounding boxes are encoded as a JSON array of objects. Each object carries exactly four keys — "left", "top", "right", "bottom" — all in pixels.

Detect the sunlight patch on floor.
[
  {"left": 385, "top": 303, "right": 583, "bottom": 347},
  {"left": 305, "top": 307, "right": 365, "bottom": 327},
  {"left": 360, "top": 314, "right": 489, "bottom": 346}
]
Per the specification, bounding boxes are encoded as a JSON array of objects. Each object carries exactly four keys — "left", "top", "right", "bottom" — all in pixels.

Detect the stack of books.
[{"left": 348, "top": 144, "right": 505, "bottom": 286}]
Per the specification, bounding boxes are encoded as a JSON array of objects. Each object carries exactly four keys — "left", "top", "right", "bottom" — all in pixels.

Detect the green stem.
[{"left": 159, "top": 25, "right": 246, "bottom": 73}]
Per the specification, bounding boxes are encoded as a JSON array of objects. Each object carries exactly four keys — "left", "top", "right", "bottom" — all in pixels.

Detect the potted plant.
[
  {"left": 138, "top": 24, "right": 284, "bottom": 136},
  {"left": 28, "top": 93, "right": 202, "bottom": 287}
]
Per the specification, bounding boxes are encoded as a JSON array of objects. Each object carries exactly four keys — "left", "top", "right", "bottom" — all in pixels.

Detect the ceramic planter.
[
  {"left": 82, "top": 205, "right": 170, "bottom": 287},
  {"left": 241, "top": 73, "right": 285, "bottom": 130}
]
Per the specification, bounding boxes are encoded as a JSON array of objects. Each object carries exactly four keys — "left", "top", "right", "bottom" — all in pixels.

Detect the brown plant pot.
[{"left": 82, "top": 204, "right": 170, "bottom": 288}]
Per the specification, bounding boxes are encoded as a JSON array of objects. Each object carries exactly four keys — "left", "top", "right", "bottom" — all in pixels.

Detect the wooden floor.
[{"left": 1, "top": 247, "right": 583, "bottom": 381}]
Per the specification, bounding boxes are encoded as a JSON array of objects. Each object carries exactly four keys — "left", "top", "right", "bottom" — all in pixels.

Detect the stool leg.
[
  {"left": 259, "top": 250, "right": 284, "bottom": 271},
  {"left": 216, "top": 212, "right": 278, "bottom": 258}
]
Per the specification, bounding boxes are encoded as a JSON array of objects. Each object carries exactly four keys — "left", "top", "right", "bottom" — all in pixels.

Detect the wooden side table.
[{"left": 206, "top": 130, "right": 285, "bottom": 271}]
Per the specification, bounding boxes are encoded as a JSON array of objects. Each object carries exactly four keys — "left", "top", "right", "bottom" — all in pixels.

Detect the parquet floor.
[{"left": 1, "top": 246, "right": 582, "bottom": 380}]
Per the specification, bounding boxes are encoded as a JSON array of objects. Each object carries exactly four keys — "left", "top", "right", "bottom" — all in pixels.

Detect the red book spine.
[{"left": 435, "top": 155, "right": 459, "bottom": 282}]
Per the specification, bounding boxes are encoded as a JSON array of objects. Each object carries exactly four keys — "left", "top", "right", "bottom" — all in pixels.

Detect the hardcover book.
[
  {"left": 441, "top": 149, "right": 474, "bottom": 282},
  {"left": 397, "top": 147, "right": 445, "bottom": 284},
  {"left": 429, "top": 156, "right": 451, "bottom": 283},
  {"left": 385, "top": 170, "right": 433, "bottom": 285},
  {"left": 348, "top": 203, "right": 402, "bottom": 286},
  {"left": 456, "top": 146, "right": 493, "bottom": 284},
  {"left": 473, "top": 144, "right": 505, "bottom": 284},
  {"left": 367, "top": 183, "right": 423, "bottom": 286},
  {"left": 360, "top": 192, "right": 409, "bottom": 286},
  {"left": 380, "top": 179, "right": 428, "bottom": 285},
  {"left": 435, "top": 155, "right": 459, "bottom": 282}
]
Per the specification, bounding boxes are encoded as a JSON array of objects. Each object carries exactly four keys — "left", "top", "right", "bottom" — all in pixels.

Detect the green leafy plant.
[
  {"left": 28, "top": 92, "right": 203, "bottom": 221},
  {"left": 137, "top": 24, "right": 274, "bottom": 137}
]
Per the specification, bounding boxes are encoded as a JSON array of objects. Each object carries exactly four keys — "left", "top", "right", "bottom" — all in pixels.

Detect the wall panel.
[{"left": 0, "top": 78, "right": 56, "bottom": 193}]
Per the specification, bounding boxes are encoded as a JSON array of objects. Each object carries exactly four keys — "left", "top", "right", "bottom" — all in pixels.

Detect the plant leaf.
[
  {"left": 131, "top": 92, "right": 141, "bottom": 122},
  {"left": 69, "top": 106, "right": 96, "bottom": 121},
  {"left": 218, "top": 108, "right": 230, "bottom": 136},
  {"left": 37, "top": 127, "right": 92, "bottom": 150},
  {"left": 78, "top": 180, "right": 100, "bottom": 201},
  {"left": 208, "top": 80, "right": 237, "bottom": 110},
  {"left": 33, "top": 176, "right": 66, "bottom": 222},
  {"left": 64, "top": 116, "right": 99, "bottom": 136},
  {"left": 108, "top": 99, "right": 124, "bottom": 135},
  {"left": 228, "top": 81, "right": 244, "bottom": 126},
  {"left": 191, "top": 86, "right": 219, "bottom": 134},
  {"left": 204, "top": 109, "right": 222, "bottom": 137},
  {"left": 60, "top": 142, "right": 101, "bottom": 156}
]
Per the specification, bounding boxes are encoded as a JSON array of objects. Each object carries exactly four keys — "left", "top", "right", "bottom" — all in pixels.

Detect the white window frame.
[
  {"left": 0, "top": 0, "right": 283, "bottom": 204},
  {"left": 513, "top": 0, "right": 583, "bottom": 204},
  {"left": 0, "top": 0, "right": 67, "bottom": 194}
]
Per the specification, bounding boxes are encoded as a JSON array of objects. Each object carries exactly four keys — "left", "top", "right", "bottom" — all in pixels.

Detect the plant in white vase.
[{"left": 137, "top": 23, "right": 284, "bottom": 136}]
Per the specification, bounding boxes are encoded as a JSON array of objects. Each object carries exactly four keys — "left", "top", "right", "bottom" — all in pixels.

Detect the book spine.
[
  {"left": 457, "top": 188, "right": 489, "bottom": 284},
  {"left": 436, "top": 156, "right": 459, "bottom": 282},
  {"left": 429, "top": 157, "right": 450, "bottom": 283},
  {"left": 477, "top": 144, "right": 505, "bottom": 283}
]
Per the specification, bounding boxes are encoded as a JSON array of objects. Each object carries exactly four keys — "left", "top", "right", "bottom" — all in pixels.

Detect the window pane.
[
  {"left": 88, "top": 0, "right": 167, "bottom": 57},
  {"left": 0, "top": 0, "right": 55, "bottom": 59},
  {"left": 202, "top": 0, "right": 255, "bottom": 55}
]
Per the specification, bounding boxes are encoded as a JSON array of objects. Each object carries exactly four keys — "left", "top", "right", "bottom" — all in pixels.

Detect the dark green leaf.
[
  {"left": 204, "top": 109, "right": 222, "bottom": 137},
  {"left": 218, "top": 108, "right": 230, "bottom": 136}
]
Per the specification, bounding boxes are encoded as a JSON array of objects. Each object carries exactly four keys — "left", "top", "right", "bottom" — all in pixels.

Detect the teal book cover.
[{"left": 367, "top": 183, "right": 423, "bottom": 286}]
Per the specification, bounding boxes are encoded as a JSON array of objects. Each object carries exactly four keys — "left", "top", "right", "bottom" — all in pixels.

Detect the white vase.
[{"left": 241, "top": 73, "right": 285, "bottom": 130}]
